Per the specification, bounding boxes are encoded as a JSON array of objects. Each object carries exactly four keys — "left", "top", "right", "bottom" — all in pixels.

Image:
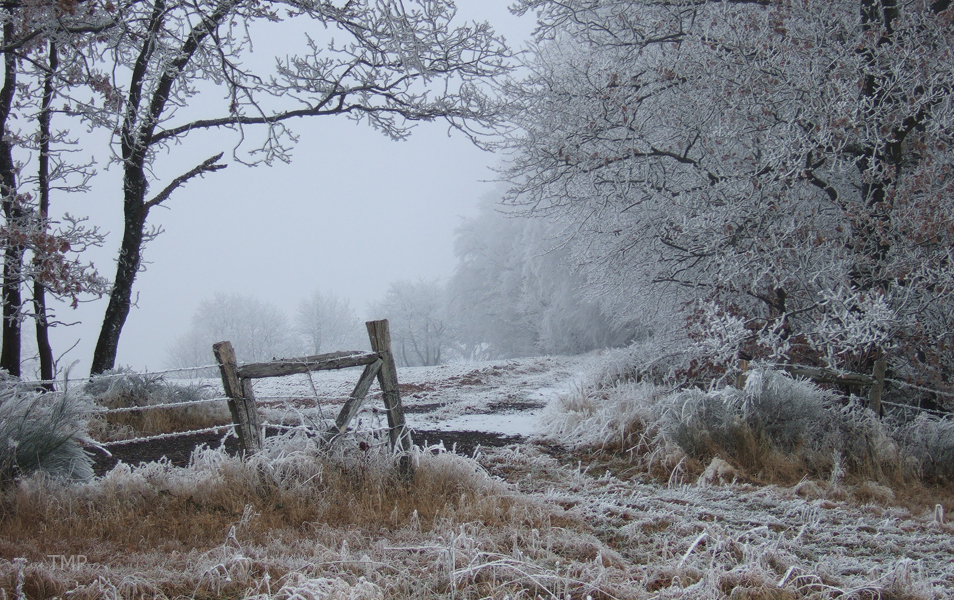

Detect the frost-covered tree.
[
  {"left": 166, "top": 293, "right": 294, "bottom": 367},
  {"left": 449, "top": 198, "right": 638, "bottom": 358},
  {"left": 370, "top": 279, "right": 451, "bottom": 367},
  {"left": 0, "top": 1, "right": 112, "bottom": 379},
  {"left": 295, "top": 290, "right": 364, "bottom": 354},
  {"left": 86, "top": 0, "right": 513, "bottom": 375},
  {"left": 506, "top": 0, "right": 954, "bottom": 388}
]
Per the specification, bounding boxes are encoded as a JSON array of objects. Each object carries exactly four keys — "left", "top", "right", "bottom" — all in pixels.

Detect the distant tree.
[
  {"left": 449, "top": 199, "right": 638, "bottom": 358},
  {"left": 295, "top": 290, "right": 363, "bottom": 354},
  {"left": 506, "top": 0, "right": 954, "bottom": 385},
  {"left": 88, "top": 0, "right": 512, "bottom": 375},
  {"left": 166, "top": 293, "right": 293, "bottom": 368},
  {"left": 371, "top": 279, "right": 452, "bottom": 367}
]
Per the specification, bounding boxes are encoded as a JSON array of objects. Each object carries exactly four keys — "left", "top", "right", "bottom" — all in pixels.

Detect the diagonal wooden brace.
[{"left": 331, "top": 358, "right": 384, "bottom": 435}]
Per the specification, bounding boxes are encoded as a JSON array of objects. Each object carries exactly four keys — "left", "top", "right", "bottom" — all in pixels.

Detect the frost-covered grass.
[
  {"left": 85, "top": 369, "right": 229, "bottom": 441},
  {"left": 3, "top": 356, "right": 954, "bottom": 599},
  {"left": 0, "top": 432, "right": 628, "bottom": 599},
  {"left": 539, "top": 362, "right": 954, "bottom": 495},
  {"left": 0, "top": 381, "right": 94, "bottom": 483},
  {"left": 8, "top": 432, "right": 947, "bottom": 599}
]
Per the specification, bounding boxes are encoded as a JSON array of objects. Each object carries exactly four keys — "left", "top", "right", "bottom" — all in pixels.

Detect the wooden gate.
[{"left": 212, "top": 319, "right": 413, "bottom": 474}]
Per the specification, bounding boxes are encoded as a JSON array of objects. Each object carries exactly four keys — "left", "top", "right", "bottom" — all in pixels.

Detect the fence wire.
[
  {"left": 756, "top": 361, "right": 954, "bottom": 403},
  {"left": 100, "top": 425, "right": 234, "bottom": 447},
  {"left": 98, "top": 396, "right": 230, "bottom": 414}
]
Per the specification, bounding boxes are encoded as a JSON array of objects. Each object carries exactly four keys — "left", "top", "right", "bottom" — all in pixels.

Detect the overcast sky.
[{"left": 39, "top": 2, "right": 536, "bottom": 375}]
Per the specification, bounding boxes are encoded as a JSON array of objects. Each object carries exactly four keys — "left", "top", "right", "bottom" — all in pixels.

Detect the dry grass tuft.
[
  {"left": 538, "top": 366, "right": 954, "bottom": 509},
  {"left": 0, "top": 439, "right": 520, "bottom": 559},
  {"left": 84, "top": 371, "right": 230, "bottom": 441},
  {"left": 2, "top": 434, "right": 626, "bottom": 599}
]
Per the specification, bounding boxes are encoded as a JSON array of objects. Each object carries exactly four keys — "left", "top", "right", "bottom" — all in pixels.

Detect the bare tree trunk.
[
  {"left": 89, "top": 0, "right": 236, "bottom": 376},
  {"left": 0, "top": 16, "right": 21, "bottom": 377},
  {"left": 90, "top": 188, "right": 146, "bottom": 375},
  {"left": 33, "top": 41, "right": 57, "bottom": 388}
]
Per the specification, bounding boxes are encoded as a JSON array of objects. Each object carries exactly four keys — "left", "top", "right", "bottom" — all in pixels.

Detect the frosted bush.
[
  {"left": 85, "top": 368, "right": 214, "bottom": 408},
  {"left": 734, "top": 368, "right": 833, "bottom": 451},
  {"left": 592, "top": 335, "right": 700, "bottom": 388},
  {"left": 656, "top": 369, "right": 839, "bottom": 462},
  {"left": 537, "top": 380, "right": 665, "bottom": 449},
  {"left": 895, "top": 414, "right": 954, "bottom": 481},
  {"left": 0, "top": 381, "right": 94, "bottom": 483}
]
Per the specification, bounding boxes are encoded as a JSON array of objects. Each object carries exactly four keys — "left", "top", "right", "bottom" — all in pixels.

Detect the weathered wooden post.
[
  {"left": 366, "top": 319, "right": 413, "bottom": 477},
  {"left": 213, "top": 341, "right": 264, "bottom": 454},
  {"left": 736, "top": 359, "right": 750, "bottom": 390},
  {"left": 333, "top": 358, "right": 384, "bottom": 435},
  {"left": 868, "top": 357, "right": 887, "bottom": 417}
]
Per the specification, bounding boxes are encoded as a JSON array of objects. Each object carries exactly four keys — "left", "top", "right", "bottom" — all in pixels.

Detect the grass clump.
[
  {"left": 0, "top": 379, "right": 93, "bottom": 484},
  {"left": 540, "top": 364, "right": 954, "bottom": 497},
  {"left": 84, "top": 369, "right": 229, "bottom": 441},
  {"left": 0, "top": 432, "right": 516, "bottom": 558},
  {"left": 0, "top": 432, "right": 605, "bottom": 599}
]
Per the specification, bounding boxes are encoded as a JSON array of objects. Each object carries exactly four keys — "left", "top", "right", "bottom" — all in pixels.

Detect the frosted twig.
[{"left": 303, "top": 371, "right": 328, "bottom": 422}]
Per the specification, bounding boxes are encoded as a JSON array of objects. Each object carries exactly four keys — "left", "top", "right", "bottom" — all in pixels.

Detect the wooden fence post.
[
  {"left": 868, "top": 357, "right": 887, "bottom": 417},
  {"left": 366, "top": 320, "right": 413, "bottom": 477},
  {"left": 736, "top": 359, "right": 749, "bottom": 390},
  {"left": 213, "top": 341, "right": 263, "bottom": 454}
]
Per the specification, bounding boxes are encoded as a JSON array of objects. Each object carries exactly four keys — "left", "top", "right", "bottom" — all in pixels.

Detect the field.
[{"left": 2, "top": 354, "right": 953, "bottom": 599}]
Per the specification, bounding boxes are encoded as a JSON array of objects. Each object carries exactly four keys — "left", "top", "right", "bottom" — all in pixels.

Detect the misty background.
[{"left": 39, "top": 2, "right": 537, "bottom": 374}]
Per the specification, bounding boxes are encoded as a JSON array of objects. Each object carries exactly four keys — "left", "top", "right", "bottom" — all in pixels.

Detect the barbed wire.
[
  {"left": 254, "top": 394, "right": 347, "bottom": 402},
  {"left": 20, "top": 363, "right": 225, "bottom": 387},
  {"left": 884, "top": 378, "right": 954, "bottom": 399},
  {"left": 99, "top": 425, "right": 233, "bottom": 447},
  {"left": 881, "top": 400, "right": 952, "bottom": 418},
  {"left": 97, "top": 396, "right": 229, "bottom": 414}
]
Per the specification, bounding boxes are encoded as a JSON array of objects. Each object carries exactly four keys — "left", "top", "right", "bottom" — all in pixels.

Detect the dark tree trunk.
[
  {"left": 0, "top": 16, "right": 21, "bottom": 377},
  {"left": 89, "top": 182, "right": 146, "bottom": 375},
  {"left": 33, "top": 41, "right": 58, "bottom": 388}
]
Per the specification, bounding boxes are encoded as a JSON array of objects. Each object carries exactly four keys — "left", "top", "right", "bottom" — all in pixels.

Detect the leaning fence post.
[
  {"left": 213, "top": 341, "right": 263, "bottom": 454},
  {"left": 366, "top": 319, "right": 413, "bottom": 477},
  {"left": 868, "top": 357, "right": 887, "bottom": 418}
]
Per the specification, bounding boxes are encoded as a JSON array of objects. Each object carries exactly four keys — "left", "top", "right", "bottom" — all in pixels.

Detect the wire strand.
[
  {"left": 100, "top": 425, "right": 233, "bottom": 447},
  {"left": 97, "top": 396, "right": 229, "bottom": 414}
]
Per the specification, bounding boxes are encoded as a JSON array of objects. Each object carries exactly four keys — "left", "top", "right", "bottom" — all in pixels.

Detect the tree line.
[
  {"left": 0, "top": 0, "right": 510, "bottom": 382},
  {"left": 166, "top": 199, "right": 640, "bottom": 370},
  {"left": 3, "top": 0, "right": 953, "bottom": 397},
  {"left": 503, "top": 0, "right": 954, "bottom": 394}
]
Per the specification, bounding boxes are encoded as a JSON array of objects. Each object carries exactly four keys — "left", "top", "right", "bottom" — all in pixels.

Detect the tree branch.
[{"left": 143, "top": 153, "right": 227, "bottom": 211}]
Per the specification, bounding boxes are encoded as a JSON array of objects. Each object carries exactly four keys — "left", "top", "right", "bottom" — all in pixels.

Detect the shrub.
[{"left": 549, "top": 362, "right": 954, "bottom": 490}]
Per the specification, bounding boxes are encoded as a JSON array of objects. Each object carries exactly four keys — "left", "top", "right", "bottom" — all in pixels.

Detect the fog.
[{"left": 41, "top": 2, "right": 535, "bottom": 374}]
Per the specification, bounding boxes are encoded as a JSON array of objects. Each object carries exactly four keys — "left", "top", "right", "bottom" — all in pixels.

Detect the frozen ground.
[
  {"left": 187, "top": 354, "right": 954, "bottom": 597},
  {"left": 225, "top": 354, "right": 598, "bottom": 440},
  {"left": 6, "top": 354, "right": 953, "bottom": 599}
]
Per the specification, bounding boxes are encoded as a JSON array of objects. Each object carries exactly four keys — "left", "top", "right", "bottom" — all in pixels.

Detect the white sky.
[{"left": 40, "top": 1, "right": 536, "bottom": 375}]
